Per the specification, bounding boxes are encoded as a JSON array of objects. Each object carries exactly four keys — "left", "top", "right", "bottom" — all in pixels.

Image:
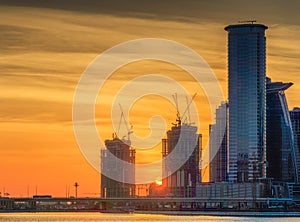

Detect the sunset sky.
[{"left": 1, "top": 0, "right": 300, "bottom": 197}]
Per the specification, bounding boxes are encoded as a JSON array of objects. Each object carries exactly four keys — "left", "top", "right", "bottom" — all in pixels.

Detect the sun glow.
[{"left": 155, "top": 180, "right": 163, "bottom": 186}]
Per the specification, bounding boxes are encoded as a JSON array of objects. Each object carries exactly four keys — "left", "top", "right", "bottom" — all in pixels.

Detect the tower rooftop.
[
  {"left": 266, "top": 81, "right": 293, "bottom": 92},
  {"left": 225, "top": 23, "right": 268, "bottom": 31}
]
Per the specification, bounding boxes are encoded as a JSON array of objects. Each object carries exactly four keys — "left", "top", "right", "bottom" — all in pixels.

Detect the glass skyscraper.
[
  {"left": 209, "top": 102, "right": 228, "bottom": 182},
  {"left": 225, "top": 23, "right": 268, "bottom": 183},
  {"left": 290, "top": 107, "right": 300, "bottom": 183},
  {"left": 266, "top": 77, "right": 298, "bottom": 182}
]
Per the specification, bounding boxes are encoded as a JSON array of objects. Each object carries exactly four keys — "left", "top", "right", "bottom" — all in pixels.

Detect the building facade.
[
  {"left": 162, "top": 122, "right": 201, "bottom": 197},
  {"left": 290, "top": 107, "right": 300, "bottom": 183},
  {"left": 225, "top": 23, "right": 268, "bottom": 182},
  {"left": 101, "top": 135, "right": 136, "bottom": 198},
  {"left": 266, "top": 77, "right": 298, "bottom": 182},
  {"left": 209, "top": 102, "right": 228, "bottom": 182}
]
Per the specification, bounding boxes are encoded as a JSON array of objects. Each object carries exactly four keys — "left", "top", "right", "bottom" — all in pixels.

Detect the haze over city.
[{"left": 1, "top": 0, "right": 300, "bottom": 197}]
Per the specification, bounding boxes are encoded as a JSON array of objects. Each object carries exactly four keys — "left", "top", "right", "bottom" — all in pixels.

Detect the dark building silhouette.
[
  {"left": 290, "top": 107, "right": 300, "bottom": 183},
  {"left": 209, "top": 102, "right": 228, "bottom": 182},
  {"left": 101, "top": 135, "right": 135, "bottom": 198},
  {"left": 162, "top": 121, "right": 201, "bottom": 197},
  {"left": 266, "top": 77, "right": 298, "bottom": 182},
  {"left": 225, "top": 23, "right": 268, "bottom": 182}
]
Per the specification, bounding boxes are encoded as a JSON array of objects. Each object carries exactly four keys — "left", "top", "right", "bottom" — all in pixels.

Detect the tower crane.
[
  {"left": 172, "top": 93, "right": 197, "bottom": 126},
  {"left": 116, "top": 104, "right": 133, "bottom": 142}
]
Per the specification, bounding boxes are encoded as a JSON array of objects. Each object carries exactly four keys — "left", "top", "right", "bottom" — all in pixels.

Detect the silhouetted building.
[
  {"left": 209, "top": 102, "right": 228, "bottom": 182},
  {"left": 290, "top": 107, "right": 300, "bottom": 183},
  {"left": 101, "top": 135, "right": 135, "bottom": 198},
  {"left": 162, "top": 121, "right": 201, "bottom": 197},
  {"left": 266, "top": 77, "right": 298, "bottom": 182},
  {"left": 225, "top": 23, "right": 268, "bottom": 182}
]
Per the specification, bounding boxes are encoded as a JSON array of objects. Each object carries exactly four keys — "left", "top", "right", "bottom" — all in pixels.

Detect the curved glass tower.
[
  {"left": 266, "top": 77, "right": 298, "bottom": 182},
  {"left": 225, "top": 23, "right": 268, "bottom": 182}
]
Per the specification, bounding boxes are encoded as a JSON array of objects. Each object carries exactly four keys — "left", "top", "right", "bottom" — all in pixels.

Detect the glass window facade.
[
  {"left": 225, "top": 24, "right": 268, "bottom": 182},
  {"left": 290, "top": 107, "right": 300, "bottom": 183},
  {"left": 266, "top": 78, "right": 298, "bottom": 182}
]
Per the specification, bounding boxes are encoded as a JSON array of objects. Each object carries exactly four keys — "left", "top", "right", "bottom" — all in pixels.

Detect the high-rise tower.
[
  {"left": 101, "top": 135, "right": 135, "bottom": 198},
  {"left": 225, "top": 23, "right": 268, "bottom": 182},
  {"left": 162, "top": 122, "right": 201, "bottom": 197},
  {"left": 266, "top": 77, "right": 298, "bottom": 182},
  {"left": 290, "top": 107, "right": 300, "bottom": 183},
  {"left": 209, "top": 102, "right": 228, "bottom": 182}
]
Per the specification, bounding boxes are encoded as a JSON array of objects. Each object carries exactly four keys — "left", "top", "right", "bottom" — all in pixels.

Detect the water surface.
[{"left": 0, "top": 213, "right": 299, "bottom": 222}]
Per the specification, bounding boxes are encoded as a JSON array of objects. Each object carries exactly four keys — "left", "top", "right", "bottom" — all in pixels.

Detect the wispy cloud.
[{"left": 0, "top": 1, "right": 299, "bottom": 195}]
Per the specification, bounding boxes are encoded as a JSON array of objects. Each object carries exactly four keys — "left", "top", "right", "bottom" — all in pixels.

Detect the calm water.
[{"left": 0, "top": 213, "right": 299, "bottom": 222}]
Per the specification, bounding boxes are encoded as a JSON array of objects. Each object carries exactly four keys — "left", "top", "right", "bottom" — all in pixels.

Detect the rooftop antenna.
[{"left": 238, "top": 20, "right": 257, "bottom": 24}]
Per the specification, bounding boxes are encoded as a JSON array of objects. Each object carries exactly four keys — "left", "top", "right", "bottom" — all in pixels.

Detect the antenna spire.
[{"left": 238, "top": 20, "right": 257, "bottom": 24}]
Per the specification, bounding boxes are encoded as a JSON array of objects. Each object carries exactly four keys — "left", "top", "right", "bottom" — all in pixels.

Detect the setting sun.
[{"left": 155, "top": 180, "right": 163, "bottom": 186}]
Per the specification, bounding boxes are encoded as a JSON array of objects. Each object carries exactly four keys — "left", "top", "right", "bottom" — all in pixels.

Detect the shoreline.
[
  {"left": 1, "top": 210, "right": 300, "bottom": 217},
  {"left": 135, "top": 210, "right": 300, "bottom": 217}
]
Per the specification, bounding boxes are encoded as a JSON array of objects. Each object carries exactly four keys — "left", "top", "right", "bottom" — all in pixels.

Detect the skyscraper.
[
  {"left": 225, "top": 23, "right": 268, "bottom": 182},
  {"left": 209, "top": 102, "right": 228, "bottom": 182},
  {"left": 290, "top": 107, "right": 300, "bottom": 183},
  {"left": 101, "top": 135, "right": 136, "bottom": 198},
  {"left": 162, "top": 121, "right": 201, "bottom": 197},
  {"left": 266, "top": 77, "right": 298, "bottom": 182}
]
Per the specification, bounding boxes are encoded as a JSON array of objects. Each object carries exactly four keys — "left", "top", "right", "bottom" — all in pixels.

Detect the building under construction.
[
  {"left": 101, "top": 134, "right": 136, "bottom": 198},
  {"left": 162, "top": 117, "right": 202, "bottom": 197}
]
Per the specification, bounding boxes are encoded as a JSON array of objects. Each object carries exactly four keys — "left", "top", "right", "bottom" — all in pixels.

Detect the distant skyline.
[{"left": 1, "top": 0, "right": 300, "bottom": 197}]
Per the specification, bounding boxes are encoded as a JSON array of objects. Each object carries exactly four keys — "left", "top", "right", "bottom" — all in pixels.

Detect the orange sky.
[{"left": 1, "top": 1, "right": 300, "bottom": 197}]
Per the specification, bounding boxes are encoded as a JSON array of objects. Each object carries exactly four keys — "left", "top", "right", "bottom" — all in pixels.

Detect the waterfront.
[{"left": 0, "top": 213, "right": 300, "bottom": 222}]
